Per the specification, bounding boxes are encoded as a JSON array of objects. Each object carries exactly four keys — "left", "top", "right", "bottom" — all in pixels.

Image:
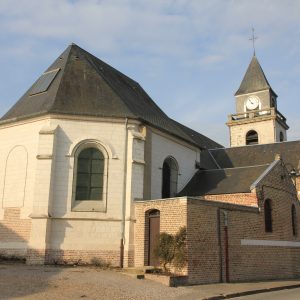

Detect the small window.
[
  {"left": 292, "top": 204, "right": 297, "bottom": 236},
  {"left": 30, "top": 68, "right": 60, "bottom": 96},
  {"left": 280, "top": 131, "right": 284, "bottom": 142},
  {"left": 246, "top": 130, "right": 258, "bottom": 145},
  {"left": 264, "top": 199, "right": 272, "bottom": 233},
  {"left": 162, "top": 157, "right": 178, "bottom": 198},
  {"left": 271, "top": 97, "right": 277, "bottom": 108}
]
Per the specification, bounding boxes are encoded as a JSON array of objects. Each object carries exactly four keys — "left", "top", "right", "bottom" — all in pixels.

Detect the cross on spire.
[{"left": 249, "top": 27, "right": 258, "bottom": 56}]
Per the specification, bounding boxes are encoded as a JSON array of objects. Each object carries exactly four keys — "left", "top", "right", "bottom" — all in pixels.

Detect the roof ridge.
[
  {"left": 47, "top": 44, "right": 74, "bottom": 114},
  {"left": 199, "top": 163, "right": 270, "bottom": 172}
]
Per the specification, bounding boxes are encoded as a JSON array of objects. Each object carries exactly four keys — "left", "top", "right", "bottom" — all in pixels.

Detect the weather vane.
[{"left": 249, "top": 27, "right": 258, "bottom": 56}]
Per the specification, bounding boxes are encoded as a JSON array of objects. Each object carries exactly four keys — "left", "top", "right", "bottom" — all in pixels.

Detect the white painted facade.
[
  {"left": 150, "top": 130, "right": 200, "bottom": 199},
  {"left": 0, "top": 114, "right": 200, "bottom": 265}
]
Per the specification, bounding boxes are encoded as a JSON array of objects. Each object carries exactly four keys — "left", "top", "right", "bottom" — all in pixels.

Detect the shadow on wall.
[{"left": 0, "top": 222, "right": 63, "bottom": 299}]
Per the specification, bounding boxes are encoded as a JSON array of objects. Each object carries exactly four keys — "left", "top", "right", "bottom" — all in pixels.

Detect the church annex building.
[{"left": 0, "top": 44, "right": 300, "bottom": 284}]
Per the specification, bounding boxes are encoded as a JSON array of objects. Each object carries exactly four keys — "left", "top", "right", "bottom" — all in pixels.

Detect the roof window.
[{"left": 30, "top": 68, "right": 60, "bottom": 96}]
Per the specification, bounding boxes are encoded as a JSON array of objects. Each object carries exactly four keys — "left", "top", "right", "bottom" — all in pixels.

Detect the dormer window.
[{"left": 30, "top": 68, "right": 60, "bottom": 96}]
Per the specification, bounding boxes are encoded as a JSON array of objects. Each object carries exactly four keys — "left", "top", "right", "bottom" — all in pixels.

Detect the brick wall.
[
  {"left": 186, "top": 200, "right": 221, "bottom": 283},
  {"left": 134, "top": 161, "right": 300, "bottom": 284},
  {"left": 134, "top": 198, "right": 187, "bottom": 271},
  {"left": 0, "top": 208, "right": 31, "bottom": 258},
  {"left": 203, "top": 193, "right": 258, "bottom": 207}
]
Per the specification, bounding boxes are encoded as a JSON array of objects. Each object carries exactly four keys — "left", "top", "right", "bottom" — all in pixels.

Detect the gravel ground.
[{"left": 0, "top": 263, "right": 200, "bottom": 300}]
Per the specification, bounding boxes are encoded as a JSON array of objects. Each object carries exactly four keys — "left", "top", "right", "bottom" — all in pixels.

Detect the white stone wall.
[
  {"left": 45, "top": 118, "right": 129, "bottom": 252},
  {"left": 150, "top": 130, "right": 199, "bottom": 199},
  {"left": 49, "top": 219, "right": 121, "bottom": 250},
  {"left": 230, "top": 119, "right": 276, "bottom": 147},
  {"left": 0, "top": 115, "right": 202, "bottom": 265},
  {"left": 49, "top": 118, "right": 127, "bottom": 218},
  {"left": 0, "top": 119, "right": 45, "bottom": 220}
]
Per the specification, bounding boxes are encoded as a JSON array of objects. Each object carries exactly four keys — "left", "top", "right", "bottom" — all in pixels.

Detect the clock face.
[{"left": 246, "top": 96, "right": 260, "bottom": 110}]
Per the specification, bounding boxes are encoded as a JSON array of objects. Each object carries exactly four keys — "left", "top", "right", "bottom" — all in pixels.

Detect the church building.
[{"left": 0, "top": 44, "right": 299, "bottom": 284}]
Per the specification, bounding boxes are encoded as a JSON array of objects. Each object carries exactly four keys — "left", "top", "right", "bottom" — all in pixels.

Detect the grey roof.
[
  {"left": 0, "top": 43, "right": 222, "bottom": 150},
  {"left": 235, "top": 56, "right": 276, "bottom": 96},
  {"left": 178, "top": 164, "right": 269, "bottom": 196},
  {"left": 209, "top": 141, "right": 300, "bottom": 171}
]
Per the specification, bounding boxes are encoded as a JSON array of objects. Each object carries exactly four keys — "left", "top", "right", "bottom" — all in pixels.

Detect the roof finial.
[{"left": 249, "top": 27, "right": 258, "bottom": 56}]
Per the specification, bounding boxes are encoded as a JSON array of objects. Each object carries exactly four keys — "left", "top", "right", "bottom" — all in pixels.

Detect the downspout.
[
  {"left": 217, "top": 208, "right": 223, "bottom": 282},
  {"left": 223, "top": 211, "right": 230, "bottom": 283},
  {"left": 273, "top": 119, "right": 276, "bottom": 142},
  {"left": 120, "top": 118, "right": 128, "bottom": 268}
]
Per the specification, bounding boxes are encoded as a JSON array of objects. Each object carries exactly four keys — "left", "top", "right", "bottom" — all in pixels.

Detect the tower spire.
[{"left": 249, "top": 27, "right": 258, "bottom": 56}]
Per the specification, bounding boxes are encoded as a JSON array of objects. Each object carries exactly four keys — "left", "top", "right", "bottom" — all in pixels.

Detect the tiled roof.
[
  {"left": 209, "top": 141, "right": 300, "bottom": 171},
  {"left": 178, "top": 164, "right": 270, "bottom": 196}
]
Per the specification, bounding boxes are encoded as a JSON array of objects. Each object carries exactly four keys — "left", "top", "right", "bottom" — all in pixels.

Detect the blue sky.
[{"left": 1, "top": 0, "right": 300, "bottom": 146}]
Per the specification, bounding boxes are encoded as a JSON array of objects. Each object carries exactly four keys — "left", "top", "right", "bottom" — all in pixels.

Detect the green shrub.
[{"left": 153, "top": 226, "right": 187, "bottom": 273}]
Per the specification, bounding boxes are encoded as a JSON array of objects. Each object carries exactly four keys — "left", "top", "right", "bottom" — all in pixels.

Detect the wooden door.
[{"left": 148, "top": 210, "right": 160, "bottom": 266}]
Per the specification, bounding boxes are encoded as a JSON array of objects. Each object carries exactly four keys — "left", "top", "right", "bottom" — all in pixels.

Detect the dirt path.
[{"left": 0, "top": 264, "right": 198, "bottom": 300}]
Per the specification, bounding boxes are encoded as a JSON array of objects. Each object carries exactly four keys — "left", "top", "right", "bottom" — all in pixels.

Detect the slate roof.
[
  {"left": 235, "top": 56, "right": 276, "bottom": 96},
  {"left": 0, "top": 43, "right": 222, "bottom": 150},
  {"left": 209, "top": 141, "right": 300, "bottom": 171},
  {"left": 178, "top": 164, "right": 270, "bottom": 196}
]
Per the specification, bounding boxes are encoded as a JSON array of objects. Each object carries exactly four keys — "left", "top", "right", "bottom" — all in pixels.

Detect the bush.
[
  {"left": 153, "top": 227, "right": 187, "bottom": 273},
  {"left": 90, "top": 257, "right": 111, "bottom": 269}
]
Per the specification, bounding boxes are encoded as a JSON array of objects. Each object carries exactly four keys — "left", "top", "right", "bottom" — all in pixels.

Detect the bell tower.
[{"left": 226, "top": 55, "right": 289, "bottom": 147}]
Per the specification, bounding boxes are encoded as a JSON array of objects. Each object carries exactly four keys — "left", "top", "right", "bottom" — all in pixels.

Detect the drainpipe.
[
  {"left": 223, "top": 211, "right": 229, "bottom": 283},
  {"left": 217, "top": 208, "right": 223, "bottom": 282},
  {"left": 120, "top": 118, "right": 128, "bottom": 268}
]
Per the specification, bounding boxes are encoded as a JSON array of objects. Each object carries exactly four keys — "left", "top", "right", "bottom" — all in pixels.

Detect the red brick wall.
[
  {"left": 134, "top": 162, "right": 300, "bottom": 284},
  {"left": 134, "top": 198, "right": 187, "bottom": 273},
  {"left": 0, "top": 208, "right": 31, "bottom": 258},
  {"left": 203, "top": 193, "right": 258, "bottom": 207}
]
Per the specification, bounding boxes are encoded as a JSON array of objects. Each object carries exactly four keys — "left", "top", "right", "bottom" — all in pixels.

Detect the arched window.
[
  {"left": 162, "top": 157, "right": 178, "bottom": 198},
  {"left": 280, "top": 131, "right": 284, "bottom": 142},
  {"left": 292, "top": 204, "right": 297, "bottom": 236},
  {"left": 264, "top": 199, "right": 272, "bottom": 233},
  {"left": 246, "top": 130, "right": 258, "bottom": 145},
  {"left": 75, "top": 148, "right": 104, "bottom": 200},
  {"left": 72, "top": 143, "right": 108, "bottom": 212}
]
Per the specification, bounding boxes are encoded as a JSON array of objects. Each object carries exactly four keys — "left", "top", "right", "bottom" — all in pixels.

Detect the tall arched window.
[
  {"left": 76, "top": 148, "right": 104, "bottom": 200},
  {"left": 72, "top": 143, "right": 108, "bottom": 212},
  {"left": 264, "top": 199, "right": 272, "bottom": 233},
  {"left": 246, "top": 130, "right": 258, "bottom": 145},
  {"left": 162, "top": 157, "right": 178, "bottom": 198},
  {"left": 292, "top": 204, "right": 297, "bottom": 236}
]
